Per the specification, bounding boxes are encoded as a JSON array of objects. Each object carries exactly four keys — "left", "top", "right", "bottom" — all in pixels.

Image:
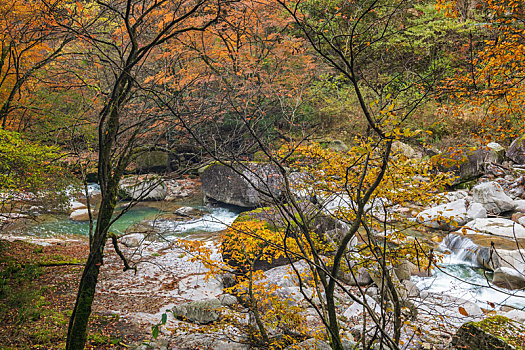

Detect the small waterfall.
[
  {"left": 441, "top": 234, "right": 499, "bottom": 270},
  {"left": 415, "top": 234, "right": 525, "bottom": 310},
  {"left": 441, "top": 234, "right": 480, "bottom": 266}
]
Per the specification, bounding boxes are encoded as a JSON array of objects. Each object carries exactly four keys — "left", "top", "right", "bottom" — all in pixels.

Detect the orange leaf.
[{"left": 458, "top": 306, "right": 469, "bottom": 316}]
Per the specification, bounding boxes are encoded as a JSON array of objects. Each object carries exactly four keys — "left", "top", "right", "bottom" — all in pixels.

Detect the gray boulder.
[
  {"left": 487, "top": 142, "right": 506, "bottom": 163},
  {"left": 452, "top": 316, "right": 525, "bottom": 350},
  {"left": 119, "top": 175, "right": 167, "bottom": 201},
  {"left": 416, "top": 199, "right": 468, "bottom": 230},
  {"left": 119, "top": 233, "right": 145, "bottom": 248},
  {"left": 493, "top": 267, "right": 525, "bottom": 290},
  {"left": 172, "top": 298, "right": 222, "bottom": 324},
  {"left": 172, "top": 333, "right": 249, "bottom": 350},
  {"left": 436, "top": 147, "right": 489, "bottom": 183},
  {"left": 507, "top": 135, "right": 525, "bottom": 164},
  {"left": 134, "top": 150, "right": 169, "bottom": 173},
  {"left": 467, "top": 202, "right": 487, "bottom": 220},
  {"left": 464, "top": 218, "right": 525, "bottom": 239},
  {"left": 285, "top": 338, "right": 331, "bottom": 350},
  {"left": 472, "top": 181, "right": 516, "bottom": 214},
  {"left": 70, "top": 208, "right": 94, "bottom": 221},
  {"left": 201, "top": 162, "right": 283, "bottom": 208}
]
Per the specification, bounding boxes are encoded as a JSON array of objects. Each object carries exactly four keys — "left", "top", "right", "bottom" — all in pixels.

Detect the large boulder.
[
  {"left": 452, "top": 316, "right": 525, "bottom": 349},
  {"left": 435, "top": 147, "right": 489, "bottom": 184},
  {"left": 201, "top": 162, "right": 283, "bottom": 208},
  {"left": 463, "top": 218, "right": 525, "bottom": 239},
  {"left": 467, "top": 202, "right": 487, "bottom": 220},
  {"left": 119, "top": 175, "right": 167, "bottom": 201},
  {"left": 507, "top": 135, "right": 525, "bottom": 165},
  {"left": 416, "top": 199, "right": 469, "bottom": 230},
  {"left": 492, "top": 267, "right": 525, "bottom": 290},
  {"left": 172, "top": 333, "right": 249, "bottom": 350},
  {"left": 472, "top": 182, "right": 516, "bottom": 214},
  {"left": 172, "top": 298, "right": 222, "bottom": 324},
  {"left": 69, "top": 208, "right": 94, "bottom": 221},
  {"left": 134, "top": 150, "right": 169, "bottom": 173}
]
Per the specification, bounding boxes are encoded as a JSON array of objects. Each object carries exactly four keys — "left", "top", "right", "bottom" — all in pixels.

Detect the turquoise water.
[
  {"left": 15, "top": 202, "right": 241, "bottom": 238},
  {"left": 19, "top": 206, "right": 162, "bottom": 237}
]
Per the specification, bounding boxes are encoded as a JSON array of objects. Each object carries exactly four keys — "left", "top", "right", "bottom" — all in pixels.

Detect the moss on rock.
[{"left": 452, "top": 316, "right": 525, "bottom": 349}]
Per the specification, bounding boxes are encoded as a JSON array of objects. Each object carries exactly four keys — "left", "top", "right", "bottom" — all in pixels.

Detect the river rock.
[
  {"left": 285, "top": 338, "right": 331, "bottom": 350},
  {"left": 341, "top": 267, "right": 373, "bottom": 286},
  {"left": 68, "top": 201, "right": 87, "bottom": 213},
  {"left": 464, "top": 218, "right": 525, "bottom": 239},
  {"left": 174, "top": 206, "right": 202, "bottom": 217},
  {"left": 487, "top": 142, "right": 506, "bottom": 163},
  {"left": 507, "top": 135, "right": 525, "bottom": 164},
  {"left": 392, "top": 141, "right": 420, "bottom": 158},
  {"left": 515, "top": 199, "right": 525, "bottom": 213},
  {"left": 503, "top": 309, "right": 525, "bottom": 323},
  {"left": 69, "top": 208, "right": 93, "bottom": 221},
  {"left": 436, "top": 147, "right": 489, "bottom": 183},
  {"left": 134, "top": 150, "right": 169, "bottom": 173},
  {"left": 443, "top": 234, "right": 498, "bottom": 270},
  {"left": 472, "top": 182, "right": 516, "bottom": 214},
  {"left": 218, "top": 294, "right": 238, "bottom": 307},
  {"left": 467, "top": 202, "right": 487, "bottom": 220},
  {"left": 201, "top": 162, "right": 283, "bottom": 208},
  {"left": 119, "top": 233, "right": 145, "bottom": 248},
  {"left": 492, "top": 267, "right": 525, "bottom": 290},
  {"left": 416, "top": 199, "right": 468, "bottom": 230},
  {"left": 418, "top": 293, "right": 483, "bottom": 320},
  {"left": 452, "top": 316, "right": 525, "bottom": 350},
  {"left": 260, "top": 261, "right": 311, "bottom": 288},
  {"left": 343, "top": 294, "right": 381, "bottom": 319},
  {"left": 119, "top": 175, "right": 167, "bottom": 201},
  {"left": 172, "top": 333, "right": 249, "bottom": 350},
  {"left": 172, "top": 298, "right": 222, "bottom": 324},
  {"left": 402, "top": 280, "right": 420, "bottom": 298}
]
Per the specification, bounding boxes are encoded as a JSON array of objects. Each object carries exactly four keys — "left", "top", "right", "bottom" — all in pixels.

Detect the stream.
[
  {"left": 415, "top": 244, "right": 525, "bottom": 310},
  {"left": 10, "top": 187, "right": 525, "bottom": 311}
]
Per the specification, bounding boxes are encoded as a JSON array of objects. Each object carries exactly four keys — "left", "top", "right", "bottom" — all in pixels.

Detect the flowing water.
[
  {"left": 414, "top": 241, "right": 525, "bottom": 310},
  {"left": 13, "top": 194, "right": 241, "bottom": 238},
  {"left": 10, "top": 185, "right": 525, "bottom": 310}
]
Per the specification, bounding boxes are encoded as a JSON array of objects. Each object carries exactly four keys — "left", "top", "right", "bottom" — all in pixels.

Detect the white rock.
[
  {"left": 493, "top": 267, "right": 525, "bottom": 290},
  {"left": 343, "top": 295, "right": 381, "bottom": 319},
  {"left": 472, "top": 182, "right": 516, "bottom": 214},
  {"left": 174, "top": 333, "right": 249, "bottom": 350},
  {"left": 496, "top": 249, "right": 525, "bottom": 273},
  {"left": 261, "top": 261, "right": 311, "bottom": 288},
  {"left": 441, "top": 190, "right": 469, "bottom": 202},
  {"left": 416, "top": 199, "right": 468, "bottom": 230},
  {"left": 69, "top": 208, "right": 92, "bottom": 221},
  {"left": 467, "top": 202, "right": 487, "bottom": 220},
  {"left": 464, "top": 218, "right": 525, "bottom": 239},
  {"left": 119, "top": 175, "right": 168, "bottom": 201},
  {"left": 119, "top": 233, "right": 145, "bottom": 247},
  {"left": 515, "top": 199, "right": 525, "bottom": 212},
  {"left": 503, "top": 309, "right": 525, "bottom": 323},
  {"left": 487, "top": 142, "right": 505, "bottom": 152},
  {"left": 69, "top": 201, "right": 87, "bottom": 212}
]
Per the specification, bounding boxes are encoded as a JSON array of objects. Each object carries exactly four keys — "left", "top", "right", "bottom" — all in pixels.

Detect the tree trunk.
[{"left": 66, "top": 191, "right": 117, "bottom": 350}]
